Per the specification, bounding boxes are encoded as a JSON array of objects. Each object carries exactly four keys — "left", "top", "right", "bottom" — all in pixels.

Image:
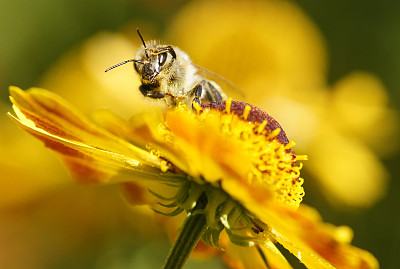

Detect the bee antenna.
[
  {"left": 136, "top": 28, "right": 149, "bottom": 59},
  {"left": 105, "top": 59, "right": 143, "bottom": 72}
]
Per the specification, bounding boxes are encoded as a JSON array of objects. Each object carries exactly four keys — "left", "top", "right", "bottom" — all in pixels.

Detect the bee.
[{"left": 105, "top": 29, "right": 242, "bottom": 108}]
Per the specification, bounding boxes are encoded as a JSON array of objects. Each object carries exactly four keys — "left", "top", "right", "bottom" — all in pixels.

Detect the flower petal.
[
  {"left": 9, "top": 87, "right": 161, "bottom": 183},
  {"left": 260, "top": 241, "right": 293, "bottom": 269},
  {"left": 252, "top": 203, "right": 378, "bottom": 269},
  {"left": 92, "top": 108, "right": 161, "bottom": 147},
  {"left": 217, "top": 162, "right": 377, "bottom": 268}
]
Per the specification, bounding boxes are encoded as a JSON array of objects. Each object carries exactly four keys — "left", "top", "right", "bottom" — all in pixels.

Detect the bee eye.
[{"left": 158, "top": 52, "right": 167, "bottom": 66}]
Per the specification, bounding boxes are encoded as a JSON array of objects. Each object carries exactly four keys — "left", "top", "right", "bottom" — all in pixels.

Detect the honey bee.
[{"left": 105, "top": 29, "right": 242, "bottom": 108}]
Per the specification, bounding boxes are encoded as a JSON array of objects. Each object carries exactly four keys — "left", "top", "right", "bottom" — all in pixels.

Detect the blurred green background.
[{"left": 0, "top": 0, "right": 399, "bottom": 268}]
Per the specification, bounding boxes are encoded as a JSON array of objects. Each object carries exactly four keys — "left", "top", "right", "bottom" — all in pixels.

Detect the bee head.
[{"left": 105, "top": 29, "right": 176, "bottom": 85}]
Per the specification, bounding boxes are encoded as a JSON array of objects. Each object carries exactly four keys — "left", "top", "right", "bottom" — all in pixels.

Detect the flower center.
[{"left": 198, "top": 99, "right": 306, "bottom": 208}]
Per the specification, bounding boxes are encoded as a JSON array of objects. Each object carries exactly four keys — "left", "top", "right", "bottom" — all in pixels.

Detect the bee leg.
[
  {"left": 190, "top": 83, "right": 203, "bottom": 109},
  {"left": 146, "top": 91, "right": 167, "bottom": 99},
  {"left": 203, "top": 81, "right": 223, "bottom": 102},
  {"left": 139, "top": 85, "right": 166, "bottom": 99},
  {"left": 190, "top": 80, "right": 223, "bottom": 109}
]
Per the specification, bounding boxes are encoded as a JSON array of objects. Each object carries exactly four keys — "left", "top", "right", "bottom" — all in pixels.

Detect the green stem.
[{"left": 163, "top": 193, "right": 207, "bottom": 269}]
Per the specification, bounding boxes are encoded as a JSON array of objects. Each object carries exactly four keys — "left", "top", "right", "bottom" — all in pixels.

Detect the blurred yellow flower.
[
  {"left": 163, "top": 0, "right": 398, "bottom": 208},
  {"left": 9, "top": 86, "right": 378, "bottom": 268},
  {"left": 165, "top": 0, "right": 327, "bottom": 95},
  {"left": 40, "top": 30, "right": 148, "bottom": 116}
]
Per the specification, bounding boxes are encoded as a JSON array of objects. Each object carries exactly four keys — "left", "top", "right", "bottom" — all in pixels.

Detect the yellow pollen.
[
  {"left": 176, "top": 102, "right": 189, "bottom": 112},
  {"left": 267, "top": 128, "right": 281, "bottom": 140},
  {"left": 257, "top": 120, "right": 268, "bottom": 134},
  {"left": 296, "top": 155, "right": 308, "bottom": 161},
  {"left": 285, "top": 141, "right": 296, "bottom": 150},
  {"left": 160, "top": 160, "right": 169, "bottom": 173},
  {"left": 243, "top": 105, "right": 252, "bottom": 120},
  {"left": 225, "top": 98, "right": 232, "bottom": 113},
  {"left": 192, "top": 101, "right": 202, "bottom": 113}
]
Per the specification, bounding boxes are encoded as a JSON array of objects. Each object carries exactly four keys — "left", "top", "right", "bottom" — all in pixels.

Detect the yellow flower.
[
  {"left": 164, "top": 0, "right": 398, "bottom": 208},
  {"left": 9, "top": 86, "right": 378, "bottom": 268}
]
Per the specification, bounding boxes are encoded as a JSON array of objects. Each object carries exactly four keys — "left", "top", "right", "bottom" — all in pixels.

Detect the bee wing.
[{"left": 192, "top": 63, "right": 246, "bottom": 101}]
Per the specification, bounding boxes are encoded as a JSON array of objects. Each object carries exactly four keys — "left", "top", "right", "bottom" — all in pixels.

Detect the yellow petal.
[
  {"left": 154, "top": 108, "right": 253, "bottom": 183},
  {"left": 9, "top": 87, "right": 161, "bottom": 183},
  {"left": 92, "top": 108, "right": 163, "bottom": 147},
  {"left": 260, "top": 241, "right": 293, "bottom": 269},
  {"left": 253, "top": 203, "right": 378, "bottom": 269},
  {"left": 218, "top": 164, "right": 378, "bottom": 268}
]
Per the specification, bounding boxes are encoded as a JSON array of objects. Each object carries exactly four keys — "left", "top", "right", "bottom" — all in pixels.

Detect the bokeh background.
[{"left": 1, "top": 0, "right": 399, "bottom": 268}]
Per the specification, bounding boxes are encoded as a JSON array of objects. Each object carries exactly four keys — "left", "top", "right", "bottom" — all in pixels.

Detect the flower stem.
[{"left": 163, "top": 193, "right": 208, "bottom": 269}]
